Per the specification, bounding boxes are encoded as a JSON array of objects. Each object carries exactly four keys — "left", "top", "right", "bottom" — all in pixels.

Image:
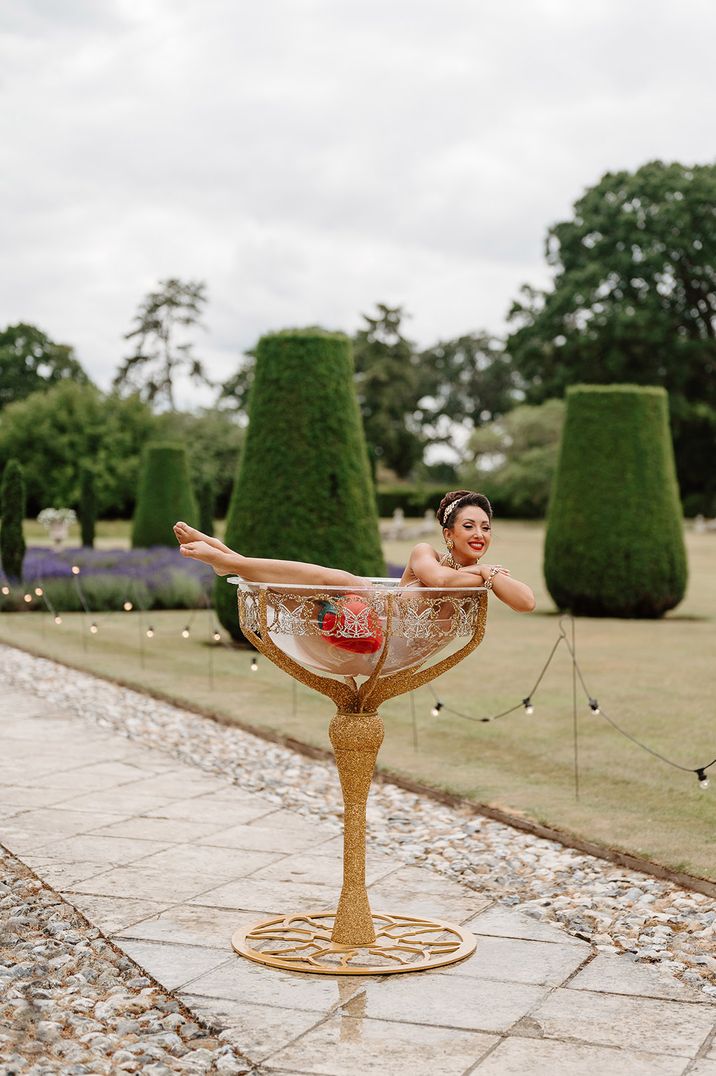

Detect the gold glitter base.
[
  {"left": 231, "top": 584, "right": 488, "bottom": 977},
  {"left": 232, "top": 912, "right": 476, "bottom": 975}
]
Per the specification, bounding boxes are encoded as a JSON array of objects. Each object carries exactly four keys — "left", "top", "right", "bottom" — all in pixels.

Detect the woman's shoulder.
[{"left": 409, "top": 542, "right": 439, "bottom": 560}]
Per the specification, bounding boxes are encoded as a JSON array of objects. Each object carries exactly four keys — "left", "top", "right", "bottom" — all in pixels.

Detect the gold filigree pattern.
[
  {"left": 229, "top": 579, "right": 489, "bottom": 975},
  {"left": 232, "top": 912, "right": 476, "bottom": 975}
]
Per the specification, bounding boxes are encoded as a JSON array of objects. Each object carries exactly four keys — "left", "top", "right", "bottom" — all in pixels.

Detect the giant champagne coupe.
[{"left": 229, "top": 577, "right": 488, "bottom": 975}]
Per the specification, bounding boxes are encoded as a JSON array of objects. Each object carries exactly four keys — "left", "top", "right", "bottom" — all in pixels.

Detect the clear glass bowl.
[{"left": 227, "top": 577, "right": 486, "bottom": 678}]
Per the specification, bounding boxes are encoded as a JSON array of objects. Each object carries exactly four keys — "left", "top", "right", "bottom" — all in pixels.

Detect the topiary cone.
[
  {"left": 1, "top": 458, "right": 27, "bottom": 582},
  {"left": 132, "top": 442, "right": 198, "bottom": 548},
  {"left": 216, "top": 329, "right": 385, "bottom": 641},
  {"left": 544, "top": 385, "right": 687, "bottom": 617}
]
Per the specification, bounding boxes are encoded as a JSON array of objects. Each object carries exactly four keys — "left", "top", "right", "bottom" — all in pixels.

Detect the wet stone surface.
[{"left": 2, "top": 644, "right": 713, "bottom": 1002}]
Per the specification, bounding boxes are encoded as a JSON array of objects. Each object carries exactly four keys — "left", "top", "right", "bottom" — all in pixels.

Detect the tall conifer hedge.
[
  {"left": 132, "top": 443, "right": 198, "bottom": 548},
  {"left": 79, "top": 464, "right": 97, "bottom": 548},
  {"left": 544, "top": 385, "right": 687, "bottom": 617},
  {"left": 216, "top": 329, "right": 384, "bottom": 639},
  {"left": 0, "top": 459, "right": 26, "bottom": 581}
]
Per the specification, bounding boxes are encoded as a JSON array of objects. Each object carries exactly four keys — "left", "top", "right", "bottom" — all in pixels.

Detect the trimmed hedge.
[
  {"left": 198, "top": 477, "right": 215, "bottom": 536},
  {"left": 544, "top": 385, "right": 687, "bottom": 617},
  {"left": 1, "top": 459, "right": 26, "bottom": 581},
  {"left": 131, "top": 442, "right": 198, "bottom": 548},
  {"left": 216, "top": 329, "right": 384, "bottom": 640},
  {"left": 79, "top": 464, "right": 97, "bottom": 548}
]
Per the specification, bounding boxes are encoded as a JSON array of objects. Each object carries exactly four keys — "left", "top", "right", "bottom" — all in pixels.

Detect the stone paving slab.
[{"left": 2, "top": 666, "right": 715, "bottom": 1075}]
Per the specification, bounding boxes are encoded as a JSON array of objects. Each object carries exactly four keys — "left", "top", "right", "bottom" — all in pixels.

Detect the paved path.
[{"left": 2, "top": 673, "right": 715, "bottom": 1075}]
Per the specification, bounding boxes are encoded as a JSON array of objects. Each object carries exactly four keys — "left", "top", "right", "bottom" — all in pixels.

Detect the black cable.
[{"left": 562, "top": 633, "right": 715, "bottom": 777}]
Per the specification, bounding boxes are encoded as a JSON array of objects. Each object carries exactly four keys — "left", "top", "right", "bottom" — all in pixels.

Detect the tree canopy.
[
  {"left": 352, "top": 303, "right": 425, "bottom": 478},
  {"left": 113, "top": 278, "right": 211, "bottom": 409},
  {"left": 0, "top": 323, "right": 90, "bottom": 410},
  {"left": 0, "top": 382, "right": 156, "bottom": 516},
  {"left": 506, "top": 160, "right": 716, "bottom": 510},
  {"left": 461, "top": 399, "right": 565, "bottom": 519},
  {"left": 418, "top": 332, "right": 518, "bottom": 444},
  {"left": 506, "top": 160, "right": 716, "bottom": 402}
]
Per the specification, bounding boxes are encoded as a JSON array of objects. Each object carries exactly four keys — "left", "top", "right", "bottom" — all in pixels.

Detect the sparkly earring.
[{"left": 445, "top": 537, "right": 454, "bottom": 552}]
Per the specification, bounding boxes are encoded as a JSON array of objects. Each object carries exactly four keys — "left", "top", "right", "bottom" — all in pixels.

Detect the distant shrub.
[
  {"left": 132, "top": 443, "right": 198, "bottom": 548},
  {"left": 79, "top": 465, "right": 97, "bottom": 547},
  {"left": 0, "top": 459, "right": 26, "bottom": 581},
  {"left": 375, "top": 485, "right": 446, "bottom": 518},
  {"left": 544, "top": 385, "right": 687, "bottom": 617},
  {"left": 198, "top": 477, "right": 215, "bottom": 536},
  {"left": 151, "top": 570, "right": 205, "bottom": 610},
  {"left": 3, "top": 546, "right": 212, "bottom": 612}
]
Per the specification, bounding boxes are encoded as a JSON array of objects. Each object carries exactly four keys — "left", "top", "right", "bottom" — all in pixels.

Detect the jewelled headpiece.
[{"left": 441, "top": 495, "right": 467, "bottom": 525}]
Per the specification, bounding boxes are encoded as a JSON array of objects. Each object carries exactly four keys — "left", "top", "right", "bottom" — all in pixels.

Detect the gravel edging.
[
  {"left": 2, "top": 642, "right": 715, "bottom": 1002},
  {"left": 0, "top": 848, "right": 254, "bottom": 1075}
]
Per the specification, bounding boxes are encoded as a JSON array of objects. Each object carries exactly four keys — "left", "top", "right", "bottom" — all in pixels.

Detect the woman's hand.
[{"left": 462, "top": 563, "right": 510, "bottom": 581}]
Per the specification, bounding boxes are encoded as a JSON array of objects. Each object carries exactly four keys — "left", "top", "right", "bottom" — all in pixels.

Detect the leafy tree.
[
  {"left": 461, "top": 399, "right": 565, "bottom": 518},
  {"left": 506, "top": 160, "right": 716, "bottom": 509},
  {"left": 418, "top": 333, "right": 518, "bottom": 441},
  {"left": 0, "top": 323, "right": 90, "bottom": 410},
  {"left": 217, "top": 348, "right": 256, "bottom": 416},
  {"left": 1, "top": 459, "right": 26, "bottom": 581},
  {"left": 79, "top": 464, "right": 97, "bottom": 548},
  {"left": 352, "top": 304, "right": 424, "bottom": 478},
  {"left": 545, "top": 385, "right": 687, "bottom": 617},
  {"left": 0, "top": 382, "right": 156, "bottom": 517},
  {"left": 114, "top": 278, "right": 211, "bottom": 409}
]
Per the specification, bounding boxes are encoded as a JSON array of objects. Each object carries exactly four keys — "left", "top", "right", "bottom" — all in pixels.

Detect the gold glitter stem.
[{"left": 329, "top": 709, "right": 385, "bottom": 945}]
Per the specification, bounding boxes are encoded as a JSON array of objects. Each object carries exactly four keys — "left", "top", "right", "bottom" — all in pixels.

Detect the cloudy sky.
[{"left": 2, "top": 0, "right": 714, "bottom": 407}]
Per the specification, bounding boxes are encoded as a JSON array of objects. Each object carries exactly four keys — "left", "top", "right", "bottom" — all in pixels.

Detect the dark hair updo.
[{"left": 436, "top": 489, "right": 493, "bottom": 529}]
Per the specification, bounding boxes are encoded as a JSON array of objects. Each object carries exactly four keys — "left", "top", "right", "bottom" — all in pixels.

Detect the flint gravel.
[
  {"left": 0, "top": 850, "right": 253, "bottom": 1075},
  {"left": 2, "top": 643, "right": 715, "bottom": 1006}
]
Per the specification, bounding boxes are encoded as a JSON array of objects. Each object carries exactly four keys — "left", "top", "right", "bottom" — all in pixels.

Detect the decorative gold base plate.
[{"left": 232, "top": 911, "right": 476, "bottom": 975}]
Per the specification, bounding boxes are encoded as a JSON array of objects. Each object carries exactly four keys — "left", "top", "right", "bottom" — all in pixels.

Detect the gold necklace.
[{"left": 440, "top": 551, "right": 473, "bottom": 571}]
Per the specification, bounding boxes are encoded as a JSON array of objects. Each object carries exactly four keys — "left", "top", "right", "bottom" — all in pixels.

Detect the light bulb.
[
  {"left": 23, "top": 593, "right": 32, "bottom": 603},
  {"left": 250, "top": 657, "right": 258, "bottom": 672},
  {"left": 212, "top": 631, "right": 221, "bottom": 642},
  {"left": 589, "top": 698, "right": 600, "bottom": 714},
  {"left": 123, "top": 601, "right": 133, "bottom": 612},
  {"left": 523, "top": 698, "right": 534, "bottom": 715},
  {"left": 431, "top": 701, "right": 443, "bottom": 718},
  {"left": 90, "top": 623, "right": 98, "bottom": 634},
  {"left": 181, "top": 627, "right": 190, "bottom": 639},
  {"left": 34, "top": 587, "right": 43, "bottom": 597},
  {"left": 1, "top": 586, "right": 9, "bottom": 596},
  {"left": 146, "top": 627, "right": 154, "bottom": 638},
  {"left": 697, "top": 769, "right": 710, "bottom": 790},
  {"left": 71, "top": 565, "right": 80, "bottom": 575},
  {"left": 54, "top": 615, "right": 62, "bottom": 625}
]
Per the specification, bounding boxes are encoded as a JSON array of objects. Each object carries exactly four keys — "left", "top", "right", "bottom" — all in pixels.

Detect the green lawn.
[{"left": 3, "top": 520, "right": 714, "bottom": 881}]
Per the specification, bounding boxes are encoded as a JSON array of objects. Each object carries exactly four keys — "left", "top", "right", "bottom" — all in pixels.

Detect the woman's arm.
[
  {"left": 409, "top": 545, "right": 536, "bottom": 611},
  {"left": 408, "top": 544, "right": 487, "bottom": 589},
  {"left": 484, "top": 569, "right": 536, "bottom": 613}
]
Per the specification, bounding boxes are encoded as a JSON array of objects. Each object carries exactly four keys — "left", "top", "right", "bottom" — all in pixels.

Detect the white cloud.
[{"left": 1, "top": 0, "right": 714, "bottom": 408}]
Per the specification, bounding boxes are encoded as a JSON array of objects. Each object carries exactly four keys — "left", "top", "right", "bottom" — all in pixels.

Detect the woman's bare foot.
[
  {"left": 179, "top": 541, "right": 232, "bottom": 575},
  {"left": 174, "top": 521, "right": 212, "bottom": 545}
]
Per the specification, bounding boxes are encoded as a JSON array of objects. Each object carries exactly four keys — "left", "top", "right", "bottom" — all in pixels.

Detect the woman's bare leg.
[{"left": 178, "top": 539, "right": 363, "bottom": 588}]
